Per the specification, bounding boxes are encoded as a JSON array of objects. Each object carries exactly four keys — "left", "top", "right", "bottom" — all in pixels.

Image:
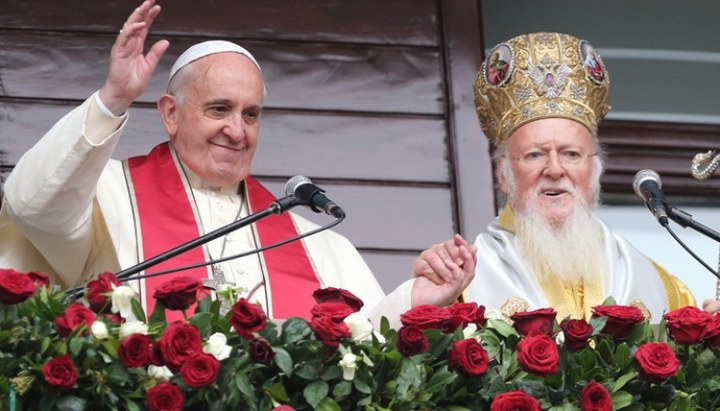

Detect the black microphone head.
[
  {"left": 285, "top": 175, "right": 312, "bottom": 197},
  {"left": 633, "top": 169, "right": 662, "bottom": 197}
]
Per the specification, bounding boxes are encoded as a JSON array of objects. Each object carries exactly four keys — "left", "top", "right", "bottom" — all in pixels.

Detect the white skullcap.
[{"left": 168, "top": 40, "right": 262, "bottom": 87}]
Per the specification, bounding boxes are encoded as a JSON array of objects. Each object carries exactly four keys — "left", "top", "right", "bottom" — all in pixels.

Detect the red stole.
[{"left": 123, "top": 142, "right": 320, "bottom": 319}]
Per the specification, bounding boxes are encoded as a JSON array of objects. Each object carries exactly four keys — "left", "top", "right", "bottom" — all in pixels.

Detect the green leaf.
[
  {"left": 315, "top": 397, "right": 342, "bottom": 411},
  {"left": 130, "top": 299, "right": 146, "bottom": 323},
  {"left": 196, "top": 295, "right": 213, "bottom": 313},
  {"left": 263, "top": 380, "right": 289, "bottom": 403},
  {"left": 353, "top": 377, "right": 372, "bottom": 394},
  {"left": 332, "top": 380, "right": 352, "bottom": 398},
  {"left": 548, "top": 403, "right": 579, "bottom": 411},
  {"left": 588, "top": 316, "right": 608, "bottom": 335},
  {"left": 611, "top": 371, "right": 637, "bottom": 392},
  {"left": 488, "top": 319, "right": 516, "bottom": 338},
  {"left": 614, "top": 343, "right": 632, "bottom": 369},
  {"left": 611, "top": 391, "right": 633, "bottom": 409},
  {"left": 40, "top": 336, "right": 51, "bottom": 355},
  {"left": 148, "top": 300, "right": 166, "bottom": 325},
  {"left": 668, "top": 392, "right": 691, "bottom": 411},
  {"left": 236, "top": 372, "right": 257, "bottom": 402},
  {"left": 106, "top": 362, "right": 130, "bottom": 385},
  {"left": 273, "top": 347, "right": 293, "bottom": 377},
  {"left": 280, "top": 318, "right": 312, "bottom": 344},
  {"left": 69, "top": 337, "right": 84, "bottom": 357},
  {"left": 423, "top": 370, "right": 456, "bottom": 394},
  {"left": 189, "top": 312, "right": 214, "bottom": 337},
  {"left": 304, "top": 381, "right": 329, "bottom": 408},
  {"left": 124, "top": 398, "right": 141, "bottom": 411}
]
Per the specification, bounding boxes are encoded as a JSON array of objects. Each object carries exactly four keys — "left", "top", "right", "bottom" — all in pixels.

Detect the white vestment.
[
  {"left": 0, "top": 95, "right": 412, "bottom": 327},
  {"left": 468, "top": 213, "right": 693, "bottom": 320}
]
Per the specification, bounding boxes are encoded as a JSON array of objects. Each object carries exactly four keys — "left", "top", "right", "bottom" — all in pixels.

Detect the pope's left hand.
[{"left": 410, "top": 234, "right": 477, "bottom": 307}]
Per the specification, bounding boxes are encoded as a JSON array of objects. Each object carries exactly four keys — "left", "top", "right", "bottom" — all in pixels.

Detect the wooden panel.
[
  {"left": 0, "top": 102, "right": 450, "bottom": 183},
  {"left": 0, "top": 32, "right": 444, "bottom": 115},
  {"left": 440, "top": 0, "right": 494, "bottom": 237},
  {"left": 599, "top": 120, "right": 720, "bottom": 197},
  {"left": 0, "top": 0, "right": 438, "bottom": 47},
  {"left": 262, "top": 181, "right": 455, "bottom": 250}
]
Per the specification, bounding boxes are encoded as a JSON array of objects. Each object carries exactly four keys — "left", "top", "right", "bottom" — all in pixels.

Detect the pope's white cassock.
[{"left": 0, "top": 93, "right": 413, "bottom": 326}]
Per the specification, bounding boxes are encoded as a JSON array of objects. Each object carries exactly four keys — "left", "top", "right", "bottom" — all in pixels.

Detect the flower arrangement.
[{"left": 2, "top": 267, "right": 720, "bottom": 410}]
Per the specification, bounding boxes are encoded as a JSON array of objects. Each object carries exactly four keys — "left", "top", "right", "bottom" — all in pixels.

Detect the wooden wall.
[{"left": 0, "top": 0, "right": 493, "bottom": 292}]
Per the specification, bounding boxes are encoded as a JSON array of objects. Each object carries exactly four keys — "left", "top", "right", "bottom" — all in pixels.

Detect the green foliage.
[{"left": 2, "top": 285, "right": 720, "bottom": 410}]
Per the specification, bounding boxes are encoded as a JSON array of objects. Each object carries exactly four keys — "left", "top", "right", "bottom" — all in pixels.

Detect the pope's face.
[
  {"left": 160, "top": 53, "right": 264, "bottom": 187},
  {"left": 498, "top": 118, "right": 598, "bottom": 224}
]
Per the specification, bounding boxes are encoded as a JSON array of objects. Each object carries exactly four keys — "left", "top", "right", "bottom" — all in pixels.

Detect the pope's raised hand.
[{"left": 99, "top": 0, "right": 170, "bottom": 116}]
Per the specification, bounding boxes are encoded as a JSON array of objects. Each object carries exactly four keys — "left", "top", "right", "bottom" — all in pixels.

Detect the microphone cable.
[
  {"left": 663, "top": 223, "right": 720, "bottom": 280},
  {"left": 114, "top": 213, "right": 344, "bottom": 285}
]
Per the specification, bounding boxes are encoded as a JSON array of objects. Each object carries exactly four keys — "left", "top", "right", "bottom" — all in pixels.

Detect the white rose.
[
  {"left": 343, "top": 312, "right": 373, "bottom": 342},
  {"left": 338, "top": 352, "right": 358, "bottom": 381},
  {"left": 148, "top": 365, "right": 173, "bottom": 381},
  {"left": 203, "top": 332, "right": 232, "bottom": 361},
  {"left": 119, "top": 320, "right": 148, "bottom": 338},
  {"left": 111, "top": 286, "right": 138, "bottom": 321},
  {"left": 91, "top": 321, "right": 109, "bottom": 340}
]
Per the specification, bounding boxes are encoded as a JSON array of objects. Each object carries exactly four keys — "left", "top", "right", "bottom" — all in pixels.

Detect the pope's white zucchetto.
[{"left": 168, "top": 40, "right": 263, "bottom": 87}]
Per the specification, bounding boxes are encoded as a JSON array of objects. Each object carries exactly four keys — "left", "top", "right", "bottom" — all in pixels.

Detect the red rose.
[
  {"left": 445, "top": 302, "right": 486, "bottom": 332},
  {"left": 663, "top": 306, "right": 712, "bottom": 344},
  {"left": 400, "top": 304, "right": 451, "bottom": 331},
  {"left": 27, "top": 271, "right": 50, "bottom": 288},
  {"left": 150, "top": 341, "right": 165, "bottom": 366},
  {"left": 312, "top": 287, "right": 364, "bottom": 312},
  {"left": 147, "top": 382, "right": 184, "bottom": 411},
  {"left": 0, "top": 268, "right": 36, "bottom": 304},
  {"left": 249, "top": 336, "right": 275, "bottom": 364},
  {"left": 271, "top": 407, "right": 296, "bottom": 411},
  {"left": 153, "top": 276, "right": 202, "bottom": 312},
  {"left": 54, "top": 303, "right": 97, "bottom": 338},
  {"left": 310, "top": 315, "right": 351, "bottom": 348},
  {"left": 560, "top": 318, "right": 594, "bottom": 350},
  {"left": 103, "top": 313, "right": 124, "bottom": 325},
  {"left": 159, "top": 321, "right": 203, "bottom": 372},
  {"left": 86, "top": 272, "right": 121, "bottom": 313},
  {"left": 180, "top": 352, "right": 220, "bottom": 388},
  {"left": 230, "top": 298, "right": 267, "bottom": 337},
  {"left": 511, "top": 308, "right": 557, "bottom": 337},
  {"left": 516, "top": 332, "right": 559, "bottom": 377},
  {"left": 579, "top": 380, "right": 612, "bottom": 411},
  {"left": 703, "top": 314, "right": 720, "bottom": 347},
  {"left": 311, "top": 302, "right": 355, "bottom": 322},
  {"left": 447, "top": 338, "right": 489, "bottom": 377},
  {"left": 591, "top": 305, "right": 645, "bottom": 338},
  {"left": 633, "top": 342, "right": 680, "bottom": 383},
  {"left": 119, "top": 333, "right": 152, "bottom": 368},
  {"left": 490, "top": 390, "right": 541, "bottom": 411},
  {"left": 396, "top": 325, "right": 429, "bottom": 357},
  {"left": 42, "top": 354, "right": 77, "bottom": 390}
]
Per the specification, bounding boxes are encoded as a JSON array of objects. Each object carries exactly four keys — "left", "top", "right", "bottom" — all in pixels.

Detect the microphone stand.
[
  {"left": 69, "top": 195, "right": 300, "bottom": 297},
  {"left": 667, "top": 206, "right": 720, "bottom": 295},
  {"left": 668, "top": 206, "right": 720, "bottom": 243}
]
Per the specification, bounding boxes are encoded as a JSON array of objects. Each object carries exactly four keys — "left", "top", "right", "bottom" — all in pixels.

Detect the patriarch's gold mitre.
[{"left": 474, "top": 32, "right": 611, "bottom": 146}]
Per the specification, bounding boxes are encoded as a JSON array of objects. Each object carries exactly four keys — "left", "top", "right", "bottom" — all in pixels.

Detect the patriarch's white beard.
[{"left": 513, "top": 184, "right": 606, "bottom": 284}]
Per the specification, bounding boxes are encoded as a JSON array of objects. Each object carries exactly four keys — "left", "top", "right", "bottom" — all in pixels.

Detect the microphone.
[
  {"left": 285, "top": 175, "right": 345, "bottom": 218},
  {"left": 633, "top": 169, "right": 669, "bottom": 226}
]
